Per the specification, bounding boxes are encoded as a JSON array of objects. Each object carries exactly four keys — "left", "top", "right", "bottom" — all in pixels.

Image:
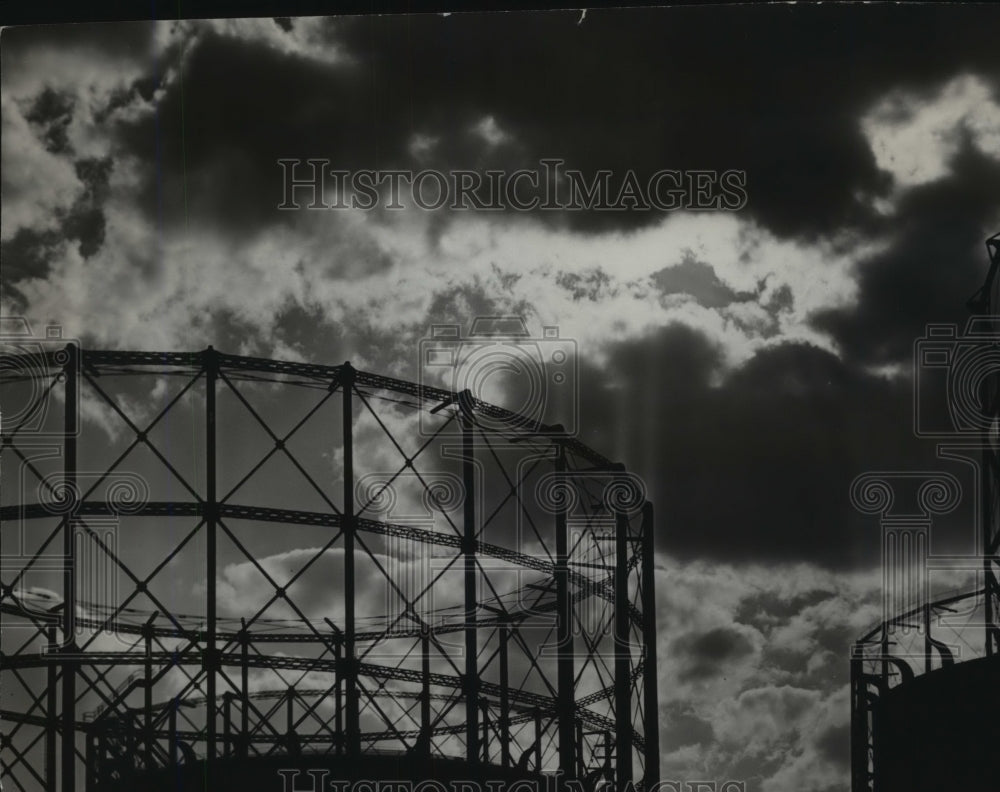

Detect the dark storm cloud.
[
  {"left": 23, "top": 87, "right": 75, "bottom": 154},
  {"left": 650, "top": 257, "right": 758, "bottom": 310},
  {"left": 324, "top": 5, "right": 999, "bottom": 237},
  {"left": 112, "top": 24, "right": 543, "bottom": 239},
  {"left": 673, "top": 626, "right": 756, "bottom": 681},
  {"left": 102, "top": 5, "right": 1000, "bottom": 242},
  {"left": 66, "top": 157, "right": 113, "bottom": 257},
  {"left": 681, "top": 627, "right": 755, "bottom": 665},
  {"left": 116, "top": 30, "right": 367, "bottom": 237},
  {"left": 579, "top": 324, "right": 960, "bottom": 567}
]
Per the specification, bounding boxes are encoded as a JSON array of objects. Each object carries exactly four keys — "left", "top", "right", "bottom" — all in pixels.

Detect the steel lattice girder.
[{"left": 0, "top": 347, "right": 659, "bottom": 792}]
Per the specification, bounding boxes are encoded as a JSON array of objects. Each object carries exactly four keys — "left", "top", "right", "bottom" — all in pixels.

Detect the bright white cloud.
[
  {"left": 9, "top": 197, "right": 876, "bottom": 388},
  {"left": 654, "top": 558, "right": 882, "bottom": 790},
  {"left": 158, "top": 17, "right": 346, "bottom": 66},
  {"left": 471, "top": 114, "right": 511, "bottom": 147},
  {"left": 0, "top": 94, "right": 82, "bottom": 240},
  {"left": 862, "top": 73, "right": 1000, "bottom": 190}
]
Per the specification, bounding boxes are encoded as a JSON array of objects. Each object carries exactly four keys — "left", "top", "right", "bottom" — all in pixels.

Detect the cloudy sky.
[{"left": 3, "top": 5, "right": 1000, "bottom": 791}]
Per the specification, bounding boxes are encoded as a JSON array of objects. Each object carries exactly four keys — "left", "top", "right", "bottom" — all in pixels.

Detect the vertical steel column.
[
  {"left": 126, "top": 713, "right": 137, "bottom": 783},
  {"left": 205, "top": 346, "right": 218, "bottom": 767},
  {"left": 84, "top": 733, "right": 95, "bottom": 791},
  {"left": 879, "top": 629, "right": 889, "bottom": 691},
  {"left": 169, "top": 700, "right": 178, "bottom": 770},
  {"left": 923, "top": 598, "right": 932, "bottom": 674},
  {"left": 240, "top": 622, "right": 249, "bottom": 758},
  {"left": 640, "top": 502, "right": 659, "bottom": 790},
  {"left": 46, "top": 625, "right": 57, "bottom": 792},
  {"left": 981, "top": 433, "right": 1000, "bottom": 656},
  {"left": 335, "top": 635, "right": 343, "bottom": 756},
  {"left": 977, "top": 234, "right": 1000, "bottom": 657},
  {"left": 554, "top": 444, "right": 575, "bottom": 777},
  {"left": 460, "top": 396, "right": 479, "bottom": 763},
  {"left": 871, "top": 690, "right": 882, "bottom": 792},
  {"left": 850, "top": 646, "right": 868, "bottom": 792},
  {"left": 533, "top": 708, "right": 543, "bottom": 772},
  {"left": 62, "top": 343, "right": 77, "bottom": 792},
  {"left": 481, "top": 700, "right": 490, "bottom": 763},
  {"left": 144, "top": 626, "right": 153, "bottom": 771},
  {"left": 223, "top": 694, "right": 232, "bottom": 758},
  {"left": 575, "top": 720, "right": 584, "bottom": 777},
  {"left": 342, "top": 363, "right": 360, "bottom": 755},
  {"left": 614, "top": 506, "right": 633, "bottom": 785},
  {"left": 500, "top": 623, "right": 510, "bottom": 768},
  {"left": 421, "top": 629, "right": 430, "bottom": 752}
]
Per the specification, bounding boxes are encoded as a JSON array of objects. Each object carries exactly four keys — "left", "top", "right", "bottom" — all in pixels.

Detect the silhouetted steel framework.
[
  {"left": 850, "top": 233, "right": 1000, "bottom": 792},
  {"left": 0, "top": 347, "right": 659, "bottom": 792},
  {"left": 968, "top": 231, "right": 1000, "bottom": 658}
]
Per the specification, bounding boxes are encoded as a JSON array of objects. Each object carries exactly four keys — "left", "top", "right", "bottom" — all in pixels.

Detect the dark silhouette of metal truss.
[
  {"left": 0, "top": 347, "right": 659, "bottom": 792},
  {"left": 971, "top": 232, "right": 1000, "bottom": 658},
  {"left": 850, "top": 233, "right": 1000, "bottom": 792}
]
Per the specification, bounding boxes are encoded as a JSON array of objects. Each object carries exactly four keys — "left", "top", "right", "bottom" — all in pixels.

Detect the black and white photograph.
[{"left": 2, "top": 4, "right": 1000, "bottom": 792}]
